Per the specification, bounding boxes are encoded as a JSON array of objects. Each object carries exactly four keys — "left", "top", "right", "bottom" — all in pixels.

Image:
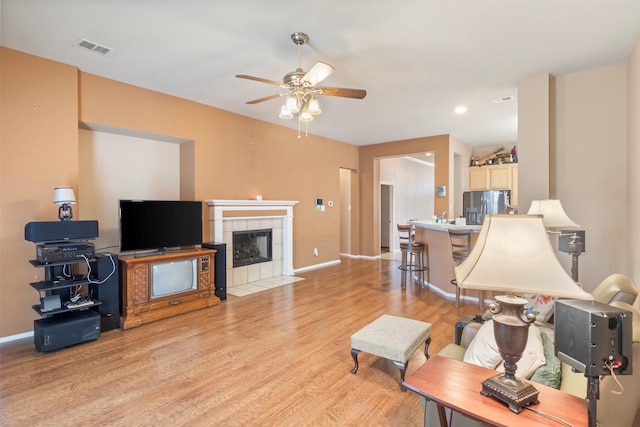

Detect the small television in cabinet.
[
  {"left": 118, "top": 200, "right": 203, "bottom": 253},
  {"left": 150, "top": 257, "right": 198, "bottom": 299}
]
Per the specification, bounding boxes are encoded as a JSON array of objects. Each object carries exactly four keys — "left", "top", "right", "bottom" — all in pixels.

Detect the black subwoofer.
[{"left": 34, "top": 310, "right": 101, "bottom": 352}]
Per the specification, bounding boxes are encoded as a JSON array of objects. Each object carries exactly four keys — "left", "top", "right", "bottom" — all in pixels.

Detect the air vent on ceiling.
[
  {"left": 75, "top": 38, "right": 114, "bottom": 56},
  {"left": 489, "top": 96, "right": 515, "bottom": 104}
]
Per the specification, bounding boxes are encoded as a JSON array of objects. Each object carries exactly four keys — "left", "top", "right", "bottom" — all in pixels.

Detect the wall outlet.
[{"left": 313, "top": 248, "right": 319, "bottom": 256}]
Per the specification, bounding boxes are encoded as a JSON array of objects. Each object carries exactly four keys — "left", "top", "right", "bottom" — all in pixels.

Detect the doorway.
[
  {"left": 380, "top": 183, "right": 394, "bottom": 253},
  {"left": 339, "top": 168, "right": 352, "bottom": 256}
]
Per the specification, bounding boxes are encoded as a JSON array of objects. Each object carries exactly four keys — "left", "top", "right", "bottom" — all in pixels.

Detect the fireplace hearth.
[{"left": 233, "top": 229, "right": 273, "bottom": 268}]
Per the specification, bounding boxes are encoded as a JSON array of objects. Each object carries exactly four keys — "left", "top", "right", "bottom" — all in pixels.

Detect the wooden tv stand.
[{"left": 119, "top": 249, "right": 220, "bottom": 329}]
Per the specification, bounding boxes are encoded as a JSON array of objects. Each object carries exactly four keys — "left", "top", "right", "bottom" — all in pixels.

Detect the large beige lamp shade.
[{"left": 455, "top": 214, "right": 592, "bottom": 413}]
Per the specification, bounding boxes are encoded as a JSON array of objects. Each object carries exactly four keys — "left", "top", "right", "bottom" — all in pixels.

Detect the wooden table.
[{"left": 402, "top": 355, "right": 587, "bottom": 427}]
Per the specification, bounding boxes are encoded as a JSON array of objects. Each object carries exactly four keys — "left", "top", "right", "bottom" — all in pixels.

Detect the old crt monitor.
[{"left": 555, "top": 299, "right": 632, "bottom": 377}]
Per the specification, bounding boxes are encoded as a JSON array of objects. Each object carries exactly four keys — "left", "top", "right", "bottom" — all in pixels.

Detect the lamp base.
[{"left": 480, "top": 372, "right": 539, "bottom": 414}]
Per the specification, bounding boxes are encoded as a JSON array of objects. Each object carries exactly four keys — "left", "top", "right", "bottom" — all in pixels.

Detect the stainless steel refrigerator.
[{"left": 462, "top": 190, "right": 511, "bottom": 225}]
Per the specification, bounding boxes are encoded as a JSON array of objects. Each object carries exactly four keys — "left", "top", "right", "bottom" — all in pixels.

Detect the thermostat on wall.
[{"left": 436, "top": 186, "right": 447, "bottom": 197}]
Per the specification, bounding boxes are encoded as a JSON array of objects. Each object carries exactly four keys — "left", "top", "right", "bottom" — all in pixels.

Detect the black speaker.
[
  {"left": 202, "top": 242, "right": 226, "bottom": 300},
  {"left": 90, "top": 253, "right": 120, "bottom": 331},
  {"left": 34, "top": 310, "right": 101, "bottom": 352},
  {"left": 555, "top": 300, "right": 633, "bottom": 377},
  {"left": 25, "top": 220, "right": 99, "bottom": 243}
]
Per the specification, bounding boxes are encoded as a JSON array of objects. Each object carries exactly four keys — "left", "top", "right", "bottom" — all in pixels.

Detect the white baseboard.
[
  {"left": 294, "top": 259, "right": 341, "bottom": 273},
  {"left": 339, "top": 253, "right": 379, "bottom": 260}
]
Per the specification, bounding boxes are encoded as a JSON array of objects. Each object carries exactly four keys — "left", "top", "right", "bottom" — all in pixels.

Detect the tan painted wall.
[
  {"left": 517, "top": 73, "right": 552, "bottom": 211},
  {"left": 1, "top": 49, "right": 80, "bottom": 336},
  {"left": 358, "top": 135, "right": 450, "bottom": 256},
  {"left": 0, "top": 47, "right": 359, "bottom": 337},
  {"left": 554, "top": 63, "right": 628, "bottom": 288}
]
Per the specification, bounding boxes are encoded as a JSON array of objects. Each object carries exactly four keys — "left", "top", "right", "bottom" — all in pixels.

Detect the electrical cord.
[
  {"left": 524, "top": 406, "right": 574, "bottom": 427},
  {"left": 80, "top": 253, "right": 116, "bottom": 284},
  {"left": 602, "top": 360, "right": 625, "bottom": 395}
]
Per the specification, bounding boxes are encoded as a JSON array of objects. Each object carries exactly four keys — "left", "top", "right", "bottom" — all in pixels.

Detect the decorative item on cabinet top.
[{"left": 470, "top": 145, "right": 517, "bottom": 166}]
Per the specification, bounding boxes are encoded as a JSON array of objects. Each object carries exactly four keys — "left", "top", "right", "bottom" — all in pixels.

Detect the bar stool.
[
  {"left": 397, "top": 224, "right": 428, "bottom": 288},
  {"left": 448, "top": 229, "right": 484, "bottom": 309}
]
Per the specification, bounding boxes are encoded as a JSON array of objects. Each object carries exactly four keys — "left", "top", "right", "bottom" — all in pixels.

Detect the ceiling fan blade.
[
  {"left": 236, "top": 75, "right": 281, "bottom": 86},
  {"left": 245, "top": 93, "right": 282, "bottom": 104},
  {"left": 301, "top": 62, "right": 334, "bottom": 86},
  {"left": 317, "top": 86, "right": 367, "bottom": 99}
]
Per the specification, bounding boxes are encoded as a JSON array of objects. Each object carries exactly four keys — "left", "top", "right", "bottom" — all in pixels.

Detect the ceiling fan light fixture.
[
  {"left": 299, "top": 105, "right": 313, "bottom": 122},
  {"left": 308, "top": 98, "right": 321, "bottom": 115},
  {"left": 286, "top": 96, "right": 299, "bottom": 113},
  {"left": 279, "top": 103, "right": 293, "bottom": 119}
]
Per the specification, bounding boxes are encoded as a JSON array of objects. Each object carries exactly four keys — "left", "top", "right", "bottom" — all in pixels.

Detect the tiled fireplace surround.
[{"left": 206, "top": 200, "right": 298, "bottom": 289}]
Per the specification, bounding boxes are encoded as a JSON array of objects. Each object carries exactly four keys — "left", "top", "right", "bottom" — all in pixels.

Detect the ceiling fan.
[{"left": 236, "top": 32, "right": 367, "bottom": 123}]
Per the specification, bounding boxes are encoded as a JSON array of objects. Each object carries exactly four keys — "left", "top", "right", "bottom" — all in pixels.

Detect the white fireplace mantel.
[{"left": 205, "top": 200, "right": 299, "bottom": 276}]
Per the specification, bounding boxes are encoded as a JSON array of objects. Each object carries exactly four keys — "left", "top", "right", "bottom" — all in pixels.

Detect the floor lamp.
[{"left": 527, "top": 199, "right": 584, "bottom": 282}]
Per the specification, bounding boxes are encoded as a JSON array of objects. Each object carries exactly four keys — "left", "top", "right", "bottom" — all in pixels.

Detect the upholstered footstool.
[{"left": 350, "top": 314, "right": 432, "bottom": 391}]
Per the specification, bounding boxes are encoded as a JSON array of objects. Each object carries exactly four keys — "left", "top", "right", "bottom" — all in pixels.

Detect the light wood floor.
[{"left": 0, "top": 257, "right": 488, "bottom": 426}]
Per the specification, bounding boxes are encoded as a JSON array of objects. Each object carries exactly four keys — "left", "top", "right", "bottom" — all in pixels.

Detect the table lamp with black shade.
[{"left": 455, "top": 214, "right": 593, "bottom": 413}]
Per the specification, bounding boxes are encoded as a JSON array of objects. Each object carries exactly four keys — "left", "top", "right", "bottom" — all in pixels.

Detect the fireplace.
[
  {"left": 233, "top": 229, "right": 273, "bottom": 267},
  {"left": 206, "top": 199, "right": 299, "bottom": 288}
]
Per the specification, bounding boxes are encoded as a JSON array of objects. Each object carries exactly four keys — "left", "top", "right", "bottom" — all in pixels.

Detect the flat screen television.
[{"left": 119, "top": 200, "right": 203, "bottom": 253}]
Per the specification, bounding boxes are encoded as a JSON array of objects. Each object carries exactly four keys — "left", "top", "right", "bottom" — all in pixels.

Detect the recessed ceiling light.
[
  {"left": 454, "top": 106, "right": 467, "bottom": 114},
  {"left": 489, "top": 96, "right": 515, "bottom": 104}
]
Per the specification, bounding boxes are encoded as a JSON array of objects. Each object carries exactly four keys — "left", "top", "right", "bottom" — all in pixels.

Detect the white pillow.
[
  {"left": 521, "top": 294, "right": 557, "bottom": 323},
  {"left": 463, "top": 320, "right": 546, "bottom": 379}
]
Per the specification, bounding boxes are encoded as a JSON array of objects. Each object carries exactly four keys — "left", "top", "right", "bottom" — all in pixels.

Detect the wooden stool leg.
[
  {"left": 351, "top": 349, "right": 360, "bottom": 374},
  {"left": 393, "top": 360, "right": 408, "bottom": 392},
  {"left": 424, "top": 337, "right": 432, "bottom": 359}
]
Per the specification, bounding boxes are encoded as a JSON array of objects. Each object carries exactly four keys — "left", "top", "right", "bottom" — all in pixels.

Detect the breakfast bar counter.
[{"left": 409, "top": 220, "right": 482, "bottom": 303}]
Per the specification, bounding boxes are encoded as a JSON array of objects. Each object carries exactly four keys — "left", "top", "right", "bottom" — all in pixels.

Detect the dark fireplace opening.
[{"left": 232, "top": 229, "right": 273, "bottom": 268}]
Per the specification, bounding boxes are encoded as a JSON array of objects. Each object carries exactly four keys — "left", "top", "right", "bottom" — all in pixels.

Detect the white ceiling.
[{"left": 2, "top": 1, "right": 639, "bottom": 147}]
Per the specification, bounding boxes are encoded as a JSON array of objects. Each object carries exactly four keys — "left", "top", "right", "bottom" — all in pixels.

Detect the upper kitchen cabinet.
[{"left": 469, "top": 164, "right": 518, "bottom": 207}]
